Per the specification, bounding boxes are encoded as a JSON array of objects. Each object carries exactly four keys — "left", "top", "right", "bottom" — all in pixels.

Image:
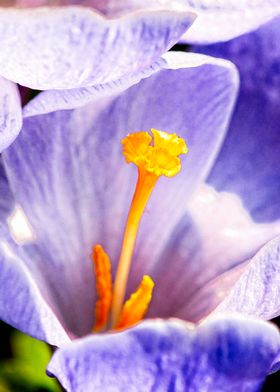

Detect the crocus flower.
[{"left": 1, "top": 48, "right": 280, "bottom": 390}]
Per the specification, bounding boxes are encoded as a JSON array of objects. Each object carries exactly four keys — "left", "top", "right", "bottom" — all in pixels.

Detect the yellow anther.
[
  {"left": 122, "top": 129, "right": 187, "bottom": 177},
  {"left": 92, "top": 245, "right": 113, "bottom": 332},
  {"left": 115, "top": 275, "right": 154, "bottom": 330},
  {"left": 111, "top": 129, "right": 188, "bottom": 327}
]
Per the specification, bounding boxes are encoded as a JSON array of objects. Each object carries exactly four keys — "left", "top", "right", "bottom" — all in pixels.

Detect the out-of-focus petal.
[
  {"left": 212, "top": 236, "right": 280, "bottom": 320},
  {"left": 0, "top": 225, "right": 70, "bottom": 346},
  {"left": 183, "top": 1, "right": 280, "bottom": 44},
  {"left": 0, "top": 77, "right": 22, "bottom": 152},
  {"left": 195, "top": 16, "right": 280, "bottom": 224},
  {"left": 3, "top": 52, "right": 238, "bottom": 336},
  {"left": 87, "top": 0, "right": 280, "bottom": 44},
  {"left": 270, "top": 353, "right": 280, "bottom": 374},
  {"left": 47, "top": 315, "right": 280, "bottom": 391},
  {"left": 149, "top": 184, "right": 280, "bottom": 320},
  {"left": 0, "top": 7, "right": 195, "bottom": 90},
  {"left": 0, "top": 160, "right": 14, "bottom": 221}
]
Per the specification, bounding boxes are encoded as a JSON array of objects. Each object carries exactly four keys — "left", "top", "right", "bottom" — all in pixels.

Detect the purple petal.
[
  {"left": 0, "top": 225, "right": 70, "bottom": 346},
  {"left": 212, "top": 235, "right": 280, "bottom": 320},
  {"left": 149, "top": 184, "right": 280, "bottom": 321},
  {"left": 270, "top": 353, "right": 280, "bottom": 374},
  {"left": 23, "top": 58, "right": 166, "bottom": 116},
  {"left": 0, "top": 77, "right": 22, "bottom": 152},
  {"left": 6, "top": 0, "right": 280, "bottom": 45},
  {"left": 0, "top": 160, "right": 14, "bottom": 221},
  {"left": 0, "top": 7, "right": 195, "bottom": 89},
  {"left": 195, "top": 16, "right": 280, "bottom": 224},
  {"left": 184, "top": 1, "right": 280, "bottom": 44},
  {"left": 88, "top": 0, "right": 280, "bottom": 44},
  {"left": 47, "top": 315, "right": 280, "bottom": 391},
  {"left": 3, "top": 52, "right": 238, "bottom": 337}
]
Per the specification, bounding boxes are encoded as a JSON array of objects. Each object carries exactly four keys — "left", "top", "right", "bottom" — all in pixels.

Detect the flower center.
[{"left": 92, "top": 129, "right": 188, "bottom": 332}]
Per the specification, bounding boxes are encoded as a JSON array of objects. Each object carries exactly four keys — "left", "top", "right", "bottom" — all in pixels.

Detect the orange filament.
[
  {"left": 115, "top": 275, "right": 154, "bottom": 330},
  {"left": 92, "top": 245, "right": 113, "bottom": 332},
  {"left": 111, "top": 129, "right": 188, "bottom": 327}
]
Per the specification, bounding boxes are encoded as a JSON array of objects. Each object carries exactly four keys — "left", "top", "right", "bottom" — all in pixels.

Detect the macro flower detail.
[
  {"left": 0, "top": 0, "right": 280, "bottom": 390},
  {"left": 0, "top": 50, "right": 280, "bottom": 390}
]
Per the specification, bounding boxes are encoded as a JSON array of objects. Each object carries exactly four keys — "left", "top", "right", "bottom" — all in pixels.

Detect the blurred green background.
[{"left": 0, "top": 321, "right": 61, "bottom": 392}]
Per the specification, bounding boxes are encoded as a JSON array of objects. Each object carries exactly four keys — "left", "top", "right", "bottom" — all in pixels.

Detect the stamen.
[
  {"left": 115, "top": 275, "right": 154, "bottom": 330},
  {"left": 92, "top": 245, "right": 113, "bottom": 332},
  {"left": 111, "top": 129, "right": 187, "bottom": 327}
]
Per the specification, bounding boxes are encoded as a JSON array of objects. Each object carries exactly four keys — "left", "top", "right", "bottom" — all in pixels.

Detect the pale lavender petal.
[
  {"left": 23, "top": 58, "right": 166, "bottom": 116},
  {"left": 6, "top": 0, "right": 280, "bottom": 45},
  {"left": 86, "top": 0, "right": 280, "bottom": 44},
  {"left": 212, "top": 236, "right": 280, "bottom": 320},
  {"left": 0, "top": 7, "right": 195, "bottom": 90},
  {"left": 47, "top": 315, "right": 280, "bottom": 391},
  {"left": 195, "top": 16, "right": 280, "bottom": 224},
  {"left": 0, "top": 77, "right": 22, "bottom": 152},
  {"left": 148, "top": 184, "right": 280, "bottom": 321},
  {"left": 183, "top": 1, "right": 280, "bottom": 44},
  {"left": 3, "top": 51, "right": 238, "bottom": 337},
  {"left": 177, "top": 262, "right": 248, "bottom": 323},
  {"left": 0, "top": 225, "right": 70, "bottom": 346}
]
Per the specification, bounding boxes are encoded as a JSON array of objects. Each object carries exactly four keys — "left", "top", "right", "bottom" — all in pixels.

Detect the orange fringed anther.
[
  {"left": 92, "top": 245, "right": 113, "bottom": 332},
  {"left": 115, "top": 275, "right": 154, "bottom": 330}
]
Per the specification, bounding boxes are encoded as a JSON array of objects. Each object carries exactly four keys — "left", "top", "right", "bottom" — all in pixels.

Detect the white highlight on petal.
[
  {"left": 8, "top": 205, "right": 36, "bottom": 244},
  {"left": 188, "top": 184, "right": 280, "bottom": 267}
]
